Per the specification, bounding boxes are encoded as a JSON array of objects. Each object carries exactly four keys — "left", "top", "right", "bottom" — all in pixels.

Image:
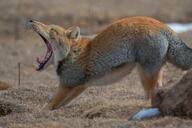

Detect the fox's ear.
[{"left": 66, "top": 26, "right": 80, "bottom": 41}]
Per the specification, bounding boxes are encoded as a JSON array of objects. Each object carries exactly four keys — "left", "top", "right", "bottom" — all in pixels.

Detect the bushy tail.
[{"left": 167, "top": 35, "right": 192, "bottom": 70}]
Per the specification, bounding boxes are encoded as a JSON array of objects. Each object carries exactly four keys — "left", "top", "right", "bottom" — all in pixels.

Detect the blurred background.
[{"left": 1, "top": 0, "right": 192, "bottom": 40}]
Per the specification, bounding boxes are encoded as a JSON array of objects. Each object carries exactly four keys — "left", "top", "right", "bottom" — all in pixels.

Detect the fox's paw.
[
  {"left": 35, "top": 103, "right": 52, "bottom": 118},
  {"left": 38, "top": 103, "right": 54, "bottom": 112},
  {"left": 40, "top": 102, "right": 57, "bottom": 111},
  {"left": 41, "top": 103, "right": 48, "bottom": 110},
  {"left": 37, "top": 103, "right": 48, "bottom": 113}
]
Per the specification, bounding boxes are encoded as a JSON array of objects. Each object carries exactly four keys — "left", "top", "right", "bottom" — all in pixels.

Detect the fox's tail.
[
  {"left": 167, "top": 34, "right": 192, "bottom": 70},
  {"left": 0, "top": 81, "right": 11, "bottom": 90}
]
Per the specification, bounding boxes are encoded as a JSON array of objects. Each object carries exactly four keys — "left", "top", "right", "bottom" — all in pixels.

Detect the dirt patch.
[
  {"left": 0, "top": 102, "right": 12, "bottom": 116},
  {"left": 152, "top": 70, "right": 192, "bottom": 118},
  {"left": 0, "top": 101, "right": 27, "bottom": 117}
]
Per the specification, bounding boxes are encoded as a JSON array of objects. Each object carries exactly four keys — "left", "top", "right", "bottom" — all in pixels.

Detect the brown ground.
[
  {"left": 152, "top": 69, "right": 192, "bottom": 117},
  {"left": 1, "top": 0, "right": 192, "bottom": 127}
]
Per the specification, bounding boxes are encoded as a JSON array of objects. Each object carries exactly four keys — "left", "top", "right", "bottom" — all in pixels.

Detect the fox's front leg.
[{"left": 45, "top": 85, "right": 86, "bottom": 110}]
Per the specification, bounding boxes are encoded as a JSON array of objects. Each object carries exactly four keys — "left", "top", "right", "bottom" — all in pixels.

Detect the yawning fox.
[{"left": 27, "top": 16, "right": 192, "bottom": 110}]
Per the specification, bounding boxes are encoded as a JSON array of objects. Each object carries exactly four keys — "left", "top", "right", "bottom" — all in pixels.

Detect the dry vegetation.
[{"left": 0, "top": 0, "right": 192, "bottom": 127}]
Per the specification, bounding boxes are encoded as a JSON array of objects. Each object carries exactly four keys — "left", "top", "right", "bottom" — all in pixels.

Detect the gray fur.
[
  {"left": 57, "top": 40, "right": 135, "bottom": 87},
  {"left": 57, "top": 27, "right": 192, "bottom": 88},
  {"left": 135, "top": 30, "right": 169, "bottom": 76},
  {"left": 57, "top": 60, "right": 87, "bottom": 88},
  {"left": 88, "top": 40, "right": 135, "bottom": 78}
]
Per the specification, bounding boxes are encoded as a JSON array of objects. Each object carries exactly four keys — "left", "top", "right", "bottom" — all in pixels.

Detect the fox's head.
[{"left": 27, "top": 20, "right": 81, "bottom": 71}]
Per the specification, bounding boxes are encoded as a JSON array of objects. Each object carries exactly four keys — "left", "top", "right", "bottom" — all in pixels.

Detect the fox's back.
[
  {"left": 86, "top": 17, "right": 174, "bottom": 76},
  {"left": 90, "top": 16, "right": 175, "bottom": 48}
]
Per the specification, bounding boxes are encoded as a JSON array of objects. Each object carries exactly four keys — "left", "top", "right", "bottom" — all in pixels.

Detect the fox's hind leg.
[
  {"left": 45, "top": 85, "right": 86, "bottom": 110},
  {"left": 138, "top": 65, "right": 164, "bottom": 99},
  {"left": 157, "top": 67, "right": 163, "bottom": 88}
]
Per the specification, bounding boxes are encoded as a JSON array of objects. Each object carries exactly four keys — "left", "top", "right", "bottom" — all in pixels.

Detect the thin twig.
[{"left": 18, "top": 62, "right": 20, "bottom": 85}]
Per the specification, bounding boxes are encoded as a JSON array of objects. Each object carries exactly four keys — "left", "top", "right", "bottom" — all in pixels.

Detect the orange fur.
[
  {"left": 46, "top": 86, "right": 86, "bottom": 110},
  {"left": 138, "top": 65, "right": 164, "bottom": 99},
  {"left": 87, "top": 17, "right": 175, "bottom": 51},
  {"left": 78, "top": 17, "right": 176, "bottom": 69}
]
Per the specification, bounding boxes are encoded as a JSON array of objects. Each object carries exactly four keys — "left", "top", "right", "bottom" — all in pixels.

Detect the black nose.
[{"left": 28, "top": 19, "right": 34, "bottom": 23}]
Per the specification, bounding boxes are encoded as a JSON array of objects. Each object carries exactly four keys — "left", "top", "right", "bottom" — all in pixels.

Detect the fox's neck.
[
  {"left": 68, "top": 38, "right": 92, "bottom": 62},
  {"left": 55, "top": 39, "right": 92, "bottom": 87},
  {"left": 56, "top": 38, "right": 92, "bottom": 72}
]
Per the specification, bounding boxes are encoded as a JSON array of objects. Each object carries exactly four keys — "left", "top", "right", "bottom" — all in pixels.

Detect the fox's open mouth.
[{"left": 35, "top": 34, "right": 53, "bottom": 71}]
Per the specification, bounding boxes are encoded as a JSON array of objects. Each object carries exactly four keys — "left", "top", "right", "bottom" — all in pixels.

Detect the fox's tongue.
[
  {"left": 37, "top": 57, "right": 42, "bottom": 64},
  {"left": 35, "top": 34, "right": 53, "bottom": 71},
  {"left": 36, "top": 43, "right": 52, "bottom": 64}
]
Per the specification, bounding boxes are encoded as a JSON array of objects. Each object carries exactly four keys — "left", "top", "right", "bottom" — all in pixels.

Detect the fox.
[{"left": 27, "top": 16, "right": 192, "bottom": 110}]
